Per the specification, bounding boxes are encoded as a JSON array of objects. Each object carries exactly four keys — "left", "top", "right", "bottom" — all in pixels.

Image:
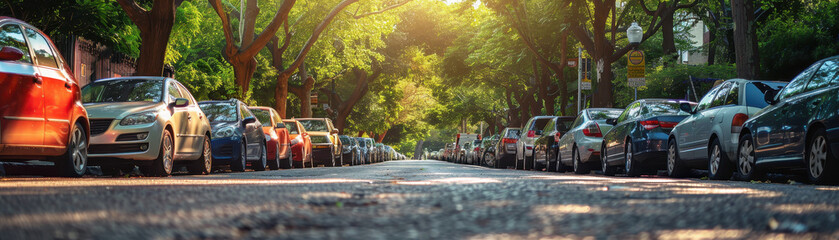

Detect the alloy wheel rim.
[
  {"left": 710, "top": 145, "right": 720, "bottom": 175},
  {"left": 203, "top": 138, "right": 212, "bottom": 171},
  {"left": 261, "top": 145, "right": 267, "bottom": 167},
  {"left": 601, "top": 148, "right": 608, "bottom": 172},
  {"left": 163, "top": 134, "right": 173, "bottom": 174},
  {"left": 810, "top": 136, "right": 827, "bottom": 178},
  {"left": 72, "top": 127, "right": 87, "bottom": 173},
  {"left": 241, "top": 142, "right": 247, "bottom": 167},
  {"left": 625, "top": 143, "right": 632, "bottom": 173},
  {"left": 739, "top": 139, "right": 753, "bottom": 175},
  {"left": 667, "top": 143, "right": 676, "bottom": 174},
  {"left": 573, "top": 149, "right": 579, "bottom": 171}
]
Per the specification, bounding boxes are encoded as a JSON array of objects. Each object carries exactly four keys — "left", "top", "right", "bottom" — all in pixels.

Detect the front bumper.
[
  {"left": 210, "top": 136, "right": 243, "bottom": 165},
  {"left": 88, "top": 121, "right": 163, "bottom": 161}
]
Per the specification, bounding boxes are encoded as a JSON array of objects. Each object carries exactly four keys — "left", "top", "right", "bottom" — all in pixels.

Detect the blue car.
[
  {"left": 198, "top": 99, "right": 267, "bottom": 172},
  {"left": 600, "top": 99, "right": 696, "bottom": 176},
  {"left": 737, "top": 56, "right": 839, "bottom": 184}
]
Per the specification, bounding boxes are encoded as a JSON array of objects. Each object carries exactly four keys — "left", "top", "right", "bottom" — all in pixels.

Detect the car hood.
[{"left": 84, "top": 102, "right": 164, "bottom": 119}]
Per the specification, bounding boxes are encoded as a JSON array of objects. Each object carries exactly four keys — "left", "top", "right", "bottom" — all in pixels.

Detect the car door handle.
[{"left": 33, "top": 74, "right": 42, "bottom": 85}]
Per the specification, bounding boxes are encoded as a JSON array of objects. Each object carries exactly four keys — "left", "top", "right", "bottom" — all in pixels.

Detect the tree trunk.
[
  {"left": 289, "top": 74, "right": 314, "bottom": 118},
  {"left": 231, "top": 57, "right": 257, "bottom": 97},
  {"left": 505, "top": 88, "right": 522, "bottom": 128},
  {"left": 376, "top": 130, "right": 387, "bottom": 143},
  {"left": 330, "top": 68, "right": 378, "bottom": 134},
  {"left": 274, "top": 73, "right": 290, "bottom": 118},
  {"left": 116, "top": 0, "right": 180, "bottom": 76},
  {"left": 660, "top": 10, "right": 677, "bottom": 57},
  {"left": 730, "top": 0, "right": 760, "bottom": 79}
]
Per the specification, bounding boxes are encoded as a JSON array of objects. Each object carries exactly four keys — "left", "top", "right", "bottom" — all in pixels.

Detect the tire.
[
  {"left": 187, "top": 136, "right": 213, "bottom": 175},
  {"left": 143, "top": 130, "right": 174, "bottom": 177},
  {"left": 708, "top": 138, "right": 733, "bottom": 180},
  {"left": 573, "top": 146, "right": 590, "bottom": 174},
  {"left": 735, "top": 133, "right": 763, "bottom": 181},
  {"left": 601, "top": 144, "right": 616, "bottom": 176},
  {"left": 533, "top": 148, "right": 546, "bottom": 171},
  {"left": 231, "top": 141, "right": 247, "bottom": 172},
  {"left": 268, "top": 144, "right": 281, "bottom": 170},
  {"left": 524, "top": 149, "right": 534, "bottom": 170},
  {"left": 484, "top": 153, "right": 495, "bottom": 168},
  {"left": 55, "top": 122, "right": 87, "bottom": 177},
  {"left": 545, "top": 148, "right": 556, "bottom": 172},
  {"left": 337, "top": 151, "right": 344, "bottom": 167},
  {"left": 253, "top": 143, "right": 267, "bottom": 171},
  {"left": 807, "top": 128, "right": 837, "bottom": 184},
  {"left": 624, "top": 141, "right": 640, "bottom": 177},
  {"left": 282, "top": 150, "right": 293, "bottom": 169},
  {"left": 666, "top": 139, "right": 688, "bottom": 178},
  {"left": 556, "top": 149, "right": 571, "bottom": 173}
]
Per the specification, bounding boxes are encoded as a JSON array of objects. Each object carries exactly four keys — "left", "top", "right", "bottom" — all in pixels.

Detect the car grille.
[
  {"left": 89, "top": 119, "right": 114, "bottom": 135},
  {"left": 219, "top": 145, "right": 235, "bottom": 156},
  {"left": 89, "top": 143, "right": 147, "bottom": 154}
]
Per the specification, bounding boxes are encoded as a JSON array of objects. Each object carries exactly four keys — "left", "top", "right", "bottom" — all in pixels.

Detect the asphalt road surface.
[{"left": 2, "top": 160, "right": 839, "bottom": 239}]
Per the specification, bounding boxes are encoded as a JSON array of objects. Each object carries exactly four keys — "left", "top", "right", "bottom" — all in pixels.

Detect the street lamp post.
[{"left": 627, "top": 22, "right": 643, "bottom": 100}]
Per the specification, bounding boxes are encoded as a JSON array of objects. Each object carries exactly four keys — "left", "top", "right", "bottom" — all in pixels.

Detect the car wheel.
[
  {"left": 666, "top": 139, "right": 688, "bottom": 178},
  {"left": 601, "top": 144, "right": 616, "bottom": 176},
  {"left": 56, "top": 122, "right": 88, "bottom": 177},
  {"left": 735, "top": 133, "right": 763, "bottom": 181},
  {"left": 268, "top": 144, "right": 280, "bottom": 170},
  {"left": 573, "top": 146, "right": 590, "bottom": 174},
  {"left": 144, "top": 130, "right": 174, "bottom": 177},
  {"left": 253, "top": 143, "right": 268, "bottom": 171},
  {"left": 283, "top": 150, "right": 293, "bottom": 169},
  {"left": 187, "top": 136, "right": 213, "bottom": 175},
  {"left": 484, "top": 153, "right": 495, "bottom": 168},
  {"left": 625, "top": 141, "right": 640, "bottom": 177},
  {"left": 708, "top": 138, "right": 733, "bottom": 180},
  {"left": 524, "top": 149, "right": 534, "bottom": 170},
  {"left": 231, "top": 141, "right": 247, "bottom": 172},
  {"left": 545, "top": 148, "right": 556, "bottom": 172},
  {"left": 807, "top": 128, "right": 836, "bottom": 184}
]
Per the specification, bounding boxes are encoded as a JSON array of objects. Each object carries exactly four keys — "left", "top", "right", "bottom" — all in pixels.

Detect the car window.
[
  {"left": 710, "top": 82, "right": 731, "bottom": 108},
  {"left": 24, "top": 28, "right": 58, "bottom": 69},
  {"left": 0, "top": 24, "right": 32, "bottom": 63},
  {"left": 176, "top": 83, "right": 195, "bottom": 105},
  {"left": 240, "top": 103, "right": 253, "bottom": 118},
  {"left": 82, "top": 79, "right": 163, "bottom": 103},
  {"left": 778, "top": 63, "right": 819, "bottom": 100},
  {"left": 284, "top": 122, "right": 299, "bottom": 134},
  {"left": 588, "top": 109, "right": 622, "bottom": 120},
  {"left": 250, "top": 109, "right": 272, "bottom": 127},
  {"left": 807, "top": 60, "right": 839, "bottom": 91},
  {"left": 166, "top": 81, "right": 182, "bottom": 102},
  {"left": 531, "top": 118, "right": 551, "bottom": 131},
  {"left": 570, "top": 115, "right": 583, "bottom": 128},
  {"left": 697, "top": 85, "right": 720, "bottom": 111},
  {"left": 724, "top": 82, "right": 740, "bottom": 105},
  {"left": 617, "top": 103, "right": 636, "bottom": 123},
  {"left": 504, "top": 129, "right": 520, "bottom": 138},
  {"left": 542, "top": 119, "right": 555, "bottom": 132},
  {"left": 272, "top": 111, "right": 284, "bottom": 128},
  {"left": 556, "top": 118, "right": 575, "bottom": 133},
  {"left": 744, "top": 82, "right": 787, "bottom": 108},
  {"left": 644, "top": 101, "right": 688, "bottom": 116},
  {"left": 298, "top": 120, "right": 329, "bottom": 132},
  {"left": 199, "top": 102, "right": 237, "bottom": 122}
]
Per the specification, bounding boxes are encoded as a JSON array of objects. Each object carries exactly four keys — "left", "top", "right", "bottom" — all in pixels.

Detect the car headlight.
[
  {"left": 213, "top": 126, "right": 236, "bottom": 138},
  {"left": 119, "top": 111, "right": 158, "bottom": 126}
]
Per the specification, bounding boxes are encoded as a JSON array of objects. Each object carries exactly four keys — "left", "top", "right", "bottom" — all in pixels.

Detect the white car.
[
  {"left": 667, "top": 79, "right": 787, "bottom": 179},
  {"left": 516, "top": 116, "right": 554, "bottom": 170},
  {"left": 556, "top": 108, "right": 624, "bottom": 174}
]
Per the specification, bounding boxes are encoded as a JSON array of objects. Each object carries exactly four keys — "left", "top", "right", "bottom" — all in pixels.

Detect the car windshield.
[
  {"left": 556, "top": 118, "right": 576, "bottom": 132},
  {"left": 199, "top": 103, "right": 237, "bottom": 122},
  {"left": 81, "top": 79, "right": 163, "bottom": 103},
  {"left": 504, "top": 129, "right": 521, "bottom": 138},
  {"left": 645, "top": 101, "right": 690, "bottom": 116},
  {"left": 284, "top": 122, "right": 299, "bottom": 134},
  {"left": 250, "top": 109, "right": 272, "bottom": 127},
  {"left": 588, "top": 109, "right": 622, "bottom": 120},
  {"left": 356, "top": 138, "right": 366, "bottom": 147},
  {"left": 531, "top": 118, "right": 551, "bottom": 131},
  {"left": 745, "top": 82, "right": 787, "bottom": 108},
  {"left": 298, "top": 120, "right": 328, "bottom": 132}
]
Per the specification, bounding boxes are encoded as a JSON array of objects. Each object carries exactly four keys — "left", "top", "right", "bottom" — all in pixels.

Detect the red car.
[
  {"left": 249, "top": 107, "right": 292, "bottom": 170},
  {"left": 0, "top": 17, "right": 90, "bottom": 177},
  {"left": 283, "top": 119, "right": 312, "bottom": 168}
]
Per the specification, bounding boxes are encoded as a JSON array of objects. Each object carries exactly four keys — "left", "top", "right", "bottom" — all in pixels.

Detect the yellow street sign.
[{"left": 628, "top": 50, "right": 645, "bottom": 87}]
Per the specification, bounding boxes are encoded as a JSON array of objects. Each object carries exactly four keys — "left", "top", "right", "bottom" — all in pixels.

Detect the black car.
[
  {"left": 532, "top": 116, "right": 576, "bottom": 171},
  {"left": 493, "top": 128, "right": 521, "bottom": 168},
  {"left": 600, "top": 99, "right": 695, "bottom": 176}
]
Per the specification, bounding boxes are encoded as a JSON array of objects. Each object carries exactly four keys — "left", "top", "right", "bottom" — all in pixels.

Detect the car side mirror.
[
  {"left": 0, "top": 46, "right": 24, "bottom": 61},
  {"left": 679, "top": 102, "right": 695, "bottom": 114},
  {"left": 172, "top": 98, "right": 189, "bottom": 108},
  {"left": 242, "top": 116, "right": 257, "bottom": 125},
  {"left": 606, "top": 118, "right": 618, "bottom": 125},
  {"left": 764, "top": 89, "right": 779, "bottom": 105}
]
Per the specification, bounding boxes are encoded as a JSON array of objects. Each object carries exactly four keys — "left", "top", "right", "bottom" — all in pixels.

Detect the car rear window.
[
  {"left": 530, "top": 118, "right": 551, "bottom": 130},
  {"left": 745, "top": 82, "right": 787, "bottom": 108},
  {"left": 199, "top": 102, "right": 238, "bottom": 122},
  {"left": 556, "top": 118, "right": 576, "bottom": 132},
  {"left": 587, "top": 109, "right": 622, "bottom": 120},
  {"left": 298, "top": 120, "right": 328, "bottom": 132},
  {"left": 504, "top": 129, "right": 520, "bottom": 138},
  {"left": 644, "top": 101, "right": 689, "bottom": 116}
]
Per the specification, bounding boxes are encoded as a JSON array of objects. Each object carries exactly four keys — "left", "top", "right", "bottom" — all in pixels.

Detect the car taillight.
[
  {"left": 640, "top": 120, "right": 677, "bottom": 130},
  {"left": 732, "top": 113, "right": 748, "bottom": 133},
  {"left": 582, "top": 122, "right": 602, "bottom": 137},
  {"left": 502, "top": 138, "right": 517, "bottom": 144},
  {"left": 527, "top": 130, "right": 535, "bottom": 138},
  {"left": 474, "top": 147, "right": 480, "bottom": 152},
  {"left": 554, "top": 132, "right": 562, "bottom": 142}
]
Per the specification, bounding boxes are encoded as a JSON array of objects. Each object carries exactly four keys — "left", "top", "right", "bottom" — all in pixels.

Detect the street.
[{"left": 2, "top": 160, "right": 838, "bottom": 239}]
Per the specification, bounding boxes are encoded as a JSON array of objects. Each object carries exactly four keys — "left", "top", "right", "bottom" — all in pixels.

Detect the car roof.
[{"left": 93, "top": 76, "right": 170, "bottom": 83}]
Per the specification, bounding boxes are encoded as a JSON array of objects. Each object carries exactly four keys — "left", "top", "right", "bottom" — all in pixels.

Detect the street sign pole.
[{"left": 577, "top": 48, "right": 581, "bottom": 113}]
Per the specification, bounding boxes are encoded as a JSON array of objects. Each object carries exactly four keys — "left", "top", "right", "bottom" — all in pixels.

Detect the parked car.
[
  {"left": 494, "top": 128, "right": 521, "bottom": 168},
  {"left": 199, "top": 99, "right": 267, "bottom": 172},
  {"left": 454, "top": 133, "right": 479, "bottom": 163},
  {"left": 443, "top": 143, "right": 454, "bottom": 162},
  {"left": 284, "top": 119, "right": 313, "bottom": 168},
  {"left": 375, "top": 143, "right": 385, "bottom": 162},
  {"left": 0, "top": 18, "right": 90, "bottom": 177},
  {"left": 296, "top": 118, "right": 342, "bottom": 167},
  {"left": 249, "top": 107, "right": 292, "bottom": 170},
  {"left": 737, "top": 56, "right": 839, "bottom": 184},
  {"left": 83, "top": 77, "right": 212, "bottom": 176},
  {"left": 461, "top": 142, "right": 473, "bottom": 164},
  {"left": 468, "top": 139, "right": 483, "bottom": 165},
  {"left": 361, "top": 137, "right": 375, "bottom": 164},
  {"left": 600, "top": 99, "right": 696, "bottom": 176},
  {"left": 339, "top": 135, "right": 358, "bottom": 165},
  {"left": 667, "top": 79, "right": 787, "bottom": 179},
  {"left": 479, "top": 135, "right": 499, "bottom": 167},
  {"left": 556, "top": 108, "right": 623, "bottom": 174},
  {"left": 532, "top": 116, "right": 577, "bottom": 171},
  {"left": 516, "top": 116, "right": 554, "bottom": 170}
]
